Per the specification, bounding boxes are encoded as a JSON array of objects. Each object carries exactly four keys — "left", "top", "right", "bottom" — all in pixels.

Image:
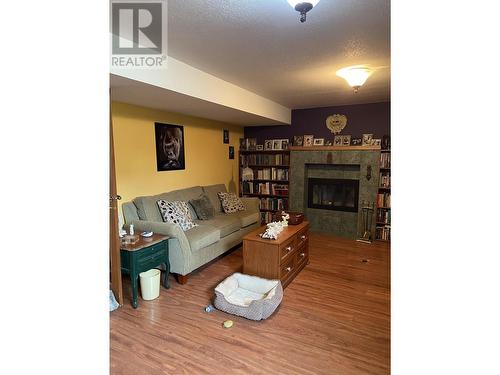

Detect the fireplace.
[{"left": 307, "top": 178, "right": 359, "bottom": 212}]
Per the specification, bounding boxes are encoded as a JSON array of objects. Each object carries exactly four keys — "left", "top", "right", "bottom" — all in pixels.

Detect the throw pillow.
[
  {"left": 189, "top": 194, "right": 215, "bottom": 220},
  {"left": 217, "top": 192, "right": 245, "bottom": 214},
  {"left": 157, "top": 200, "right": 198, "bottom": 231}
]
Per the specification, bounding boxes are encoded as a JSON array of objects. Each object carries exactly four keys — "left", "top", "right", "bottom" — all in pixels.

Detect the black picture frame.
[
  {"left": 293, "top": 135, "right": 304, "bottom": 147},
  {"left": 350, "top": 137, "right": 362, "bottom": 146},
  {"left": 229, "top": 145, "right": 234, "bottom": 159},
  {"left": 155, "top": 122, "right": 185, "bottom": 171},
  {"left": 223, "top": 129, "right": 229, "bottom": 144}
]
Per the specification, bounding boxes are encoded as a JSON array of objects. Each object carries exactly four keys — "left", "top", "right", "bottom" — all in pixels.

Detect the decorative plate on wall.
[{"left": 326, "top": 114, "right": 347, "bottom": 134}]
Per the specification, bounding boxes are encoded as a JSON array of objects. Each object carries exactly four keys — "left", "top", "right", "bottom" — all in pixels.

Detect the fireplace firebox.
[{"left": 307, "top": 178, "right": 359, "bottom": 212}]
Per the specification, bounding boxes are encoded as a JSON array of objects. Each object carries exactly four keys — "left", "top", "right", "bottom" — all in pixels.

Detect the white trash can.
[{"left": 139, "top": 269, "right": 161, "bottom": 300}]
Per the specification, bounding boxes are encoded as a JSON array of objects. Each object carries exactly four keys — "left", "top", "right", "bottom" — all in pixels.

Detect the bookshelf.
[
  {"left": 239, "top": 149, "right": 290, "bottom": 224},
  {"left": 375, "top": 149, "right": 391, "bottom": 241}
]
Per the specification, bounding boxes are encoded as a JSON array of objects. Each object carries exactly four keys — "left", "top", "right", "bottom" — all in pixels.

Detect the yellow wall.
[{"left": 111, "top": 101, "right": 243, "bottom": 212}]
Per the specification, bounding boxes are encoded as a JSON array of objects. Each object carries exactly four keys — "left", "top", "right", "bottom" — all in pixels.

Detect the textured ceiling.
[{"left": 167, "top": 0, "right": 390, "bottom": 109}]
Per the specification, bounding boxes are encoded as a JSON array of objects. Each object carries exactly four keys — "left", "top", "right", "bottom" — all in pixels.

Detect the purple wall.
[{"left": 244, "top": 101, "right": 390, "bottom": 144}]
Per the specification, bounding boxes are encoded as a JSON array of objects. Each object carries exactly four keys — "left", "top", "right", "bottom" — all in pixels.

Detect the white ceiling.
[{"left": 167, "top": 0, "right": 390, "bottom": 109}]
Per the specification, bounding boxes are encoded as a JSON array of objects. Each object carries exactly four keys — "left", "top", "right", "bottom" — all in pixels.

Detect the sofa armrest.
[
  {"left": 126, "top": 220, "right": 191, "bottom": 254},
  {"left": 240, "top": 197, "right": 260, "bottom": 213}
]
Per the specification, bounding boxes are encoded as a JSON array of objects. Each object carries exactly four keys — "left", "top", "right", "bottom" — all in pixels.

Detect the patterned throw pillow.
[
  {"left": 217, "top": 192, "right": 245, "bottom": 214},
  {"left": 157, "top": 200, "right": 198, "bottom": 231}
]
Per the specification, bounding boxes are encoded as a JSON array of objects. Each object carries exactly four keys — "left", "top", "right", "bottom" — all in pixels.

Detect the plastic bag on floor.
[{"left": 109, "top": 290, "right": 119, "bottom": 312}]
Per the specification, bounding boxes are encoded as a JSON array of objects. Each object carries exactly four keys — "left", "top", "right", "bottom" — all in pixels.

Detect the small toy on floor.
[
  {"left": 204, "top": 304, "right": 214, "bottom": 313},
  {"left": 223, "top": 320, "right": 233, "bottom": 328}
]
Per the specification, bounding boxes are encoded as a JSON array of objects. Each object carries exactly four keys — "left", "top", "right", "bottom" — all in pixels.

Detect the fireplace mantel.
[{"left": 289, "top": 145, "right": 380, "bottom": 151}]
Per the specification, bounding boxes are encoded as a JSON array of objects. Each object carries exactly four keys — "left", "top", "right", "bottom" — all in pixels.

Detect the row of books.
[
  {"left": 241, "top": 182, "right": 289, "bottom": 196},
  {"left": 240, "top": 154, "right": 290, "bottom": 166},
  {"left": 379, "top": 172, "right": 391, "bottom": 188},
  {"left": 254, "top": 168, "right": 289, "bottom": 181},
  {"left": 376, "top": 226, "right": 391, "bottom": 241},
  {"left": 376, "top": 209, "right": 391, "bottom": 224},
  {"left": 377, "top": 192, "right": 391, "bottom": 208},
  {"left": 259, "top": 198, "right": 288, "bottom": 211},
  {"left": 260, "top": 211, "right": 278, "bottom": 224},
  {"left": 380, "top": 152, "right": 391, "bottom": 168},
  {"left": 257, "top": 183, "right": 289, "bottom": 196}
]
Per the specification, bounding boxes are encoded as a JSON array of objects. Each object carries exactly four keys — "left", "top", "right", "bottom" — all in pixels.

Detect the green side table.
[{"left": 120, "top": 233, "right": 170, "bottom": 308}]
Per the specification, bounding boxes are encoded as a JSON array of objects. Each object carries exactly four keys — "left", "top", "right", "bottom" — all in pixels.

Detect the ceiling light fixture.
[
  {"left": 287, "top": 0, "right": 320, "bottom": 23},
  {"left": 336, "top": 66, "right": 373, "bottom": 93}
]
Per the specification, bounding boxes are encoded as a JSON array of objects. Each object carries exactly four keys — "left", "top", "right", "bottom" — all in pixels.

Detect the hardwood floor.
[{"left": 110, "top": 233, "right": 390, "bottom": 375}]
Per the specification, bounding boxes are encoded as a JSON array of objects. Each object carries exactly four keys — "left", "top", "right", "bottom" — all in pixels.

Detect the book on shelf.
[
  {"left": 375, "top": 226, "right": 391, "bottom": 241},
  {"left": 254, "top": 167, "right": 289, "bottom": 181},
  {"left": 376, "top": 209, "right": 391, "bottom": 224},
  {"left": 242, "top": 182, "right": 288, "bottom": 196},
  {"left": 379, "top": 172, "right": 391, "bottom": 188},
  {"left": 379, "top": 152, "right": 391, "bottom": 168},
  {"left": 240, "top": 153, "right": 290, "bottom": 166},
  {"left": 260, "top": 211, "right": 277, "bottom": 224},
  {"left": 259, "top": 197, "right": 288, "bottom": 211},
  {"left": 377, "top": 192, "right": 391, "bottom": 208}
]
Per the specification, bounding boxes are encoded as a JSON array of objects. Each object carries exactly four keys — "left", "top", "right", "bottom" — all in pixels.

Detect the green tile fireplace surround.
[{"left": 289, "top": 149, "right": 380, "bottom": 239}]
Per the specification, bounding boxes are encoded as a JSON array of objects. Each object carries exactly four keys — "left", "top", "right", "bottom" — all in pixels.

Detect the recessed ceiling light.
[
  {"left": 336, "top": 66, "right": 374, "bottom": 93},
  {"left": 287, "top": 1, "right": 320, "bottom": 23}
]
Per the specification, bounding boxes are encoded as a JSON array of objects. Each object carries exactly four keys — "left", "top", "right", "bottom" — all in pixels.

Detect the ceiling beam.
[{"left": 111, "top": 57, "right": 291, "bottom": 125}]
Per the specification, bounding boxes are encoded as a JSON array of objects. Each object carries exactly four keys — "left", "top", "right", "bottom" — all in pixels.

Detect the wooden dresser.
[{"left": 243, "top": 221, "right": 309, "bottom": 288}]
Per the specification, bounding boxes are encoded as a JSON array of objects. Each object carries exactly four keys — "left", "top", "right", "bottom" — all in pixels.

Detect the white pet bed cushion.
[{"left": 214, "top": 273, "right": 283, "bottom": 320}]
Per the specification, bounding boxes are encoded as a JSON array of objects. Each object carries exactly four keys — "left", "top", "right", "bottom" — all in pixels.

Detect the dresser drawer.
[
  {"left": 296, "top": 245, "right": 309, "bottom": 267},
  {"left": 279, "top": 235, "right": 296, "bottom": 263},
  {"left": 296, "top": 227, "right": 309, "bottom": 248},
  {"left": 279, "top": 255, "right": 296, "bottom": 281}
]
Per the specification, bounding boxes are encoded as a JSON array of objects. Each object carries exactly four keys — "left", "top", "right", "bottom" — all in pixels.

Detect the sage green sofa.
[{"left": 121, "top": 184, "right": 260, "bottom": 284}]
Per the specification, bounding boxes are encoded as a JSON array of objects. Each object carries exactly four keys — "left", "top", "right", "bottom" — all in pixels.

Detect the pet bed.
[{"left": 214, "top": 273, "right": 283, "bottom": 320}]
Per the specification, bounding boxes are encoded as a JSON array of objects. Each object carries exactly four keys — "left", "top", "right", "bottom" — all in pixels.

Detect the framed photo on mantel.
[
  {"left": 313, "top": 138, "right": 325, "bottom": 146},
  {"left": 350, "top": 137, "right": 362, "bottom": 146},
  {"left": 293, "top": 135, "right": 304, "bottom": 147},
  {"left": 303, "top": 135, "right": 314, "bottom": 147}
]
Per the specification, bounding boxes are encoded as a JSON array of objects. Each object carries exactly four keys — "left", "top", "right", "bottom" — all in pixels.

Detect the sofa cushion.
[
  {"left": 202, "top": 184, "right": 227, "bottom": 213},
  {"left": 122, "top": 202, "right": 140, "bottom": 223},
  {"left": 196, "top": 214, "right": 240, "bottom": 238},
  {"left": 189, "top": 194, "right": 215, "bottom": 220},
  {"left": 133, "top": 196, "right": 164, "bottom": 222},
  {"left": 133, "top": 186, "right": 203, "bottom": 221},
  {"left": 217, "top": 192, "right": 245, "bottom": 213},
  {"left": 238, "top": 211, "right": 260, "bottom": 228},
  {"left": 184, "top": 225, "right": 220, "bottom": 252},
  {"left": 157, "top": 200, "right": 198, "bottom": 231}
]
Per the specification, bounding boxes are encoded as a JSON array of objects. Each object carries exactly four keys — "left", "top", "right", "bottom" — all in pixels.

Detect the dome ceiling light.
[
  {"left": 287, "top": 1, "right": 320, "bottom": 23},
  {"left": 336, "top": 66, "right": 374, "bottom": 93}
]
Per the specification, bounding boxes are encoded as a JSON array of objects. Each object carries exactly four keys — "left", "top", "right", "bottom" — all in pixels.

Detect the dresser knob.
[
  {"left": 286, "top": 246, "right": 292, "bottom": 252},
  {"left": 300, "top": 235, "right": 306, "bottom": 240},
  {"left": 285, "top": 266, "right": 292, "bottom": 272},
  {"left": 300, "top": 252, "right": 305, "bottom": 257}
]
